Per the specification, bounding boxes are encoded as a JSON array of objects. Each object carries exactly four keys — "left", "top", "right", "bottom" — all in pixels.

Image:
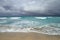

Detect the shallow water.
[{"left": 0, "top": 17, "right": 60, "bottom": 35}]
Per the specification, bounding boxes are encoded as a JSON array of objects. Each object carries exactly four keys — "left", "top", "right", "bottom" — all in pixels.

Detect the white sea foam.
[
  {"left": 32, "top": 24, "right": 60, "bottom": 35},
  {"left": 10, "top": 17, "right": 21, "bottom": 19},
  {"left": 35, "top": 17, "right": 47, "bottom": 19},
  {"left": 0, "top": 23, "right": 60, "bottom": 35},
  {"left": 0, "top": 17, "right": 7, "bottom": 19}
]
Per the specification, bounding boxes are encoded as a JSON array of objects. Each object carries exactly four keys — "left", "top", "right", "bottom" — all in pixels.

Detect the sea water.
[{"left": 0, "top": 17, "right": 60, "bottom": 35}]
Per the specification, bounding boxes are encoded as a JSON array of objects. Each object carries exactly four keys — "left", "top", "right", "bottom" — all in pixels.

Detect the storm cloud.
[{"left": 0, "top": 0, "right": 60, "bottom": 16}]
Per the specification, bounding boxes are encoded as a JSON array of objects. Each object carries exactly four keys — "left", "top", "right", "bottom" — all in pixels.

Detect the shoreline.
[{"left": 0, "top": 32, "right": 60, "bottom": 40}]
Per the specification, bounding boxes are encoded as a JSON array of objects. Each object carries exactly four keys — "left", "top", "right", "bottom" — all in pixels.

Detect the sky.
[{"left": 0, "top": 0, "right": 60, "bottom": 16}]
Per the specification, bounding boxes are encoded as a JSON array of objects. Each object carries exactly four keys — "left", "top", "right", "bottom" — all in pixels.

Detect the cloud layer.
[{"left": 0, "top": 0, "right": 60, "bottom": 16}]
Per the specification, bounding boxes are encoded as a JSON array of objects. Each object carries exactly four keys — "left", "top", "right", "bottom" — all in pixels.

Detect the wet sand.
[{"left": 0, "top": 32, "right": 60, "bottom": 40}]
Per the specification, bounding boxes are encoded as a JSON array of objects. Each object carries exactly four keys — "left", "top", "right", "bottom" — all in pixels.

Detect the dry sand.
[{"left": 0, "top": 32, "right": 60, "bottom": 40}]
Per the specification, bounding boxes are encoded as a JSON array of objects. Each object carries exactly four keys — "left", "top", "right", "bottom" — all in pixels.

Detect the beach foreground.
[{"left": 0, "top": 32, "right": 60, "bottom": 40}]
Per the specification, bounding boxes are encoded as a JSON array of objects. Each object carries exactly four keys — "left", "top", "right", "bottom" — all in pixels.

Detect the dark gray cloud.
[{"left": 0, "top": 0, "right": 60, "bottom": 16}]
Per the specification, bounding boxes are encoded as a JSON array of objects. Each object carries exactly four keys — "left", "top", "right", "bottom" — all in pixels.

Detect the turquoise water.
[
  {"left": 0, "top": 17, "right": 60, "bottom": 35},
  {"left": 0, "top": 17, "right": 60, "bottom": 28}
]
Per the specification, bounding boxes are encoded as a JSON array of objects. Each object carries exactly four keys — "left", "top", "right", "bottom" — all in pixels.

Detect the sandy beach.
[{"left": 0, "top": 32, "right": 60, "bottom": 40}]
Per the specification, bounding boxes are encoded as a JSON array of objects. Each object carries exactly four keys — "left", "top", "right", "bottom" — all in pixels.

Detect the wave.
[{"left": 0, "top": 23, "right": 60, "bottom": 35}]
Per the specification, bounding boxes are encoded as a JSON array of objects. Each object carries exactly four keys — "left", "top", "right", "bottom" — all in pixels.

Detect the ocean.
[{"left": 0, "top": 17, "right": 60, "bottom": 35}]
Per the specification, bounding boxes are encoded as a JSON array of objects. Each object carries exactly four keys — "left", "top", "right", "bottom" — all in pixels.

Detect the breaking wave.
[{"left": 0, "top": 23, "right": 60, "bottom": 35}]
